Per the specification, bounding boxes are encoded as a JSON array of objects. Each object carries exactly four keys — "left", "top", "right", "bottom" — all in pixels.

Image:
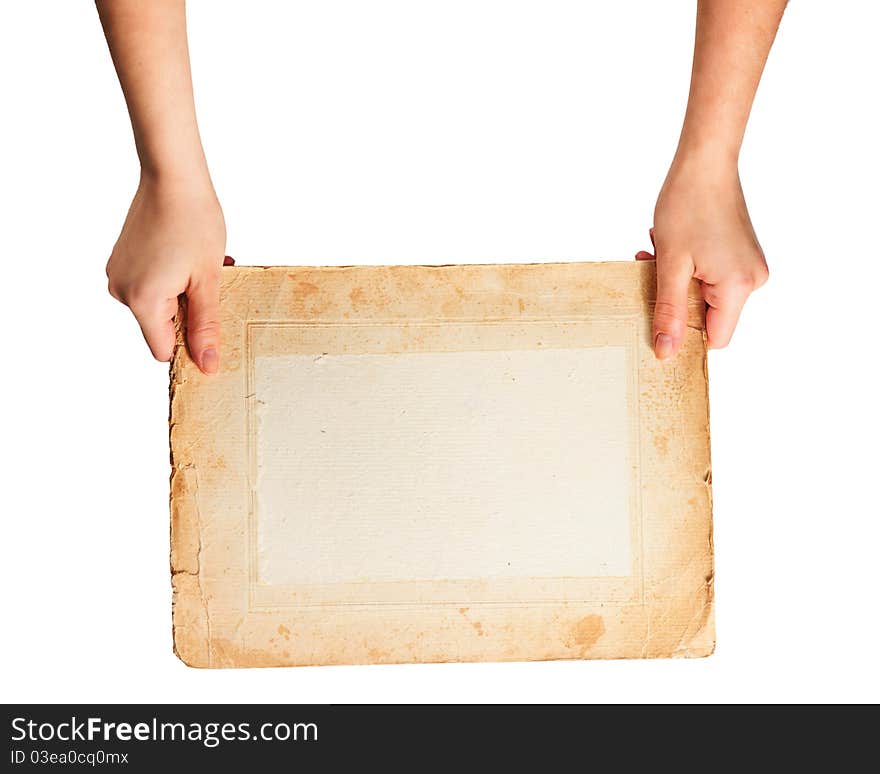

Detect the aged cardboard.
[{"left": 169, "top": 262, "right": 714, "bottom": 667}]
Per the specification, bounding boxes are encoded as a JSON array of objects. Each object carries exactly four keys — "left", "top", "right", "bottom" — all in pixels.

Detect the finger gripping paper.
[{"left": 169, "top": 262, "right": 714, "bottom": 667}]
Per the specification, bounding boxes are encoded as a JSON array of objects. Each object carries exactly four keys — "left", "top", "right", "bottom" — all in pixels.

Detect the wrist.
[
  {"left": 669, "top": 141, "right": 740, "bottom": 183},
  {"left": 136, "top": 129, "right": 213, "bottom": 188},
  {"left": 138, "top": 161, "right": 216, "bottom": 200},
  {"left": 673, "top": 133, "right": 741, "bottom": 173}
]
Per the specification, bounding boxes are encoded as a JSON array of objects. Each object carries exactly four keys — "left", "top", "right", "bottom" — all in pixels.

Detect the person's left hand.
[{"left": 637, "top": 154, "right": 769, "bottom": 359}]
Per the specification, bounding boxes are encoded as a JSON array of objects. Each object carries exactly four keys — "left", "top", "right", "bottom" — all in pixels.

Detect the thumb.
[
  {"left": 185, "top": 273, "right": 221, "bottom": 374},
  {"left": 653, "top": 255, "right": 694, "bottom": 360}
]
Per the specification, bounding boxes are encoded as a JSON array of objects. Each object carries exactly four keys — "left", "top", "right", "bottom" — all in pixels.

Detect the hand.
[
  {"left": 106, "top": 175, "right": 227, "bottom": 374},
  {"left": 637, "top": 154, "right": 769, "bottom": 359}
]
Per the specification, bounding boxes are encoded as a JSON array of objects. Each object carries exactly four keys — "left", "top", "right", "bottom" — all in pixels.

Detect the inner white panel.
[{"left": 254, "top": 347, "right": 632, "bottom": 585}]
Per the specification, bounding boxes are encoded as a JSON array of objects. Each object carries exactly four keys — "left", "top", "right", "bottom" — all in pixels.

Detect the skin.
[
  {"left": 638, "top": 0, "right": 786, "bottom": 357},
  {"left": 97, "top": 0, "right": 225, "bottom": 373},
  {"left": 97, "top": 0, "right": 786, "bottom": 373}
]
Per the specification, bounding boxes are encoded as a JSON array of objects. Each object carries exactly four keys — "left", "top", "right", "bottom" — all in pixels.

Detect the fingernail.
[
  {"left": 201, "top": 347, "right": 219, "bottom": 374},
  {"left": 654, "top": 333, "right": 674, "bottom": 360}
]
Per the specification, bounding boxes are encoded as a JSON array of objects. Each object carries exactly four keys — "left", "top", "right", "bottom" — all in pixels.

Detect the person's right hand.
[{"left": 106, "top": 176, "right": 226, "bottom": 374}]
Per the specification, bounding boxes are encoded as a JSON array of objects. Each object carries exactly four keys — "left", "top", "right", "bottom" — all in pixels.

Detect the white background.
[{"left": 1, "top": 1, "right": 878, "bottom": 703}]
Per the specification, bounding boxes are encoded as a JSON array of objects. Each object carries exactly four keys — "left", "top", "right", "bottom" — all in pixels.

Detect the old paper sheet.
[{"left": 170, "top": 262, "right": 714, "bottom": 667}]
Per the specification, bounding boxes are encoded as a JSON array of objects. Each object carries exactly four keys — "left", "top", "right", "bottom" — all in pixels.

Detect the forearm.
[
  {"left": 98, "top": 0, "right": 224, "bottom": 373},
  {"left": 96, "top": 0, "right": 209, "bottom": 186},
  {"left": 676, "top": 0, "right": 787, "bottom": 167},
  {"left": 645, "top": 0, "right": 783, "bottom": 358}
]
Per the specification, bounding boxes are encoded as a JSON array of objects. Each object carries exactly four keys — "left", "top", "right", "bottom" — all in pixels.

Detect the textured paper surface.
[
  {"left": 255, "top": 347, "right": 632, "bottom": 585},
  {"left": 169, "top": 262, "right": 714, "bottom": 667}
]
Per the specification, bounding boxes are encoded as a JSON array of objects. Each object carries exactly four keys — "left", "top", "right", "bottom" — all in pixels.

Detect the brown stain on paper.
[
  {"left": 564, "top": 615, "right": 605, "bottom": 655},
  {"left": 296, "top": 281, "right": 320, "bottom": 297},
  {"left": 348, "top": 287, "right": 367, "bottom": 309},
  {"left": 458, "top": 606, "right": 486, "bottom": 637},
  {"left": 653, "top": 433, "right": 669, "bottom": 456}
]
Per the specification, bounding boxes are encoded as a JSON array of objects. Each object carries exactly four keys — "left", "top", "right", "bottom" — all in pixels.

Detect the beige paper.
[{"left": 169, "top": 262, "right": 714, "bottom": 667}]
